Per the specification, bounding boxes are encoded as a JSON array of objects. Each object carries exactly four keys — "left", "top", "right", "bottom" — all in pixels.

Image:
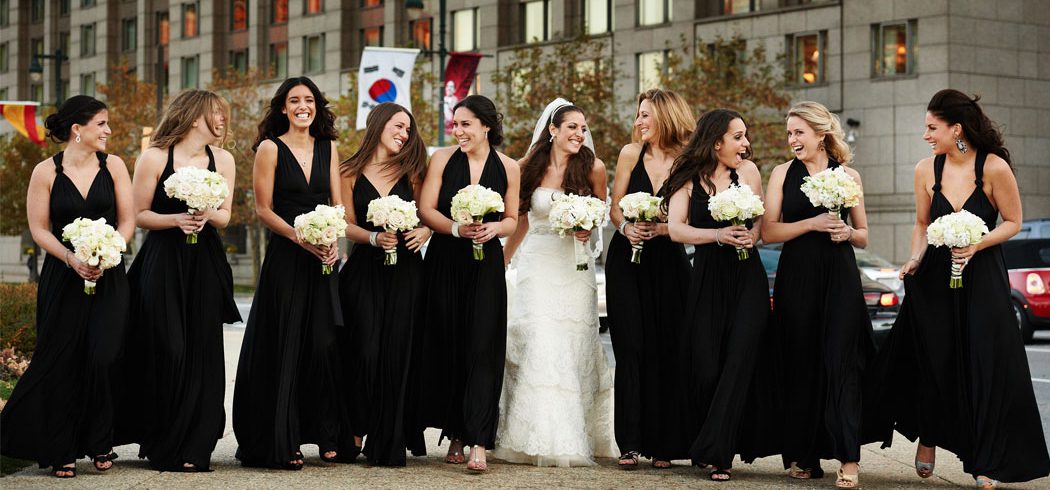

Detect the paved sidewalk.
[{"left": 5, "top": 328, "right": 1047, "bottom": 489}]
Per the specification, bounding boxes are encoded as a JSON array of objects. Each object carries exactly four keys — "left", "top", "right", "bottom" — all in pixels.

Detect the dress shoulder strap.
[
  {"left": 206, "top": 145, "right": 217, "bottom": 172},
  {"left": 53, "top": 151, "right": 65, "bottom": 174},
  {"left": 932, "top": 153, "right": 946, "bottom": 192},
  {"left": 729, "top": 168, "right": 740, "bottom": 186},
  {"left": 974, "top": 152, "right": 988, "bottom": 186},
  {"left": 95, "top": 151, "right": 109, "bottom": 169}
]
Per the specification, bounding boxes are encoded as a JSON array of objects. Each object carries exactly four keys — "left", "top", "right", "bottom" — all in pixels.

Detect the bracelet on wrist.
[
  {"left": 715, "top": 229, "right": 723, "bottom": 246},
  {"left": 64, "top": 250, "right": 72, "bottom": 268},
  {"left": 618, "top": 221, "right": 628, "bottom": 236},
  {"left": 369, "top": 231, "right": 379, "bottom": 247},
  {"left": 451, "top": 222, "right": 461, "bottom": 238}
]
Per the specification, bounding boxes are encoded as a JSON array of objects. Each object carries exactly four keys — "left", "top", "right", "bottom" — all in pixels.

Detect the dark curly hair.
[
  {"left": 44, "top": 95, "right": 108, "bottom": 144},
  {"left": 252, "top": 77, "right": 338, "bottom": 151},
  {"left": 660, "top": 109, "right": 750, "bottom": 214},
  {"left": 453, "top": 95, "right": 504, "bottom": 147},
  {"left": 518, "top": 105, "right": 595, "bottom": 214},
  {"left": 927, "top": 89, "right": 1011, "bottom": 166}
]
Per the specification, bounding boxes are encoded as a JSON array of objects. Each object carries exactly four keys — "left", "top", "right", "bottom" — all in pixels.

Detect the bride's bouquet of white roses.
[
  {"left": 293, "top": 204, "right": 347, "bottom": 275},
  {"left": 549, "top": 194, "right": 607, "bottom": 271},
  {"left": 61, "top": 217, "right": 126, "bottom": 295},
  {"left": 366, "top": 195, "right": 420, "bottom": 266},
  {"left": 708, "top": 183, "right": 765, "bottom": 260},
  {"left": 926, "top": 210, "right": 989, "bottom": 289},
  {"left": 450, "top": 184, "right": 505, "bottom": 261},
  {"left": 799, "top": 166, "right": 862, "bottom": 218},
  {"left": 618, "top": 192, "right": 663, "bottom": 264},
  {"left": 162, "top": 166, "right": 229, "bottom": 244}
]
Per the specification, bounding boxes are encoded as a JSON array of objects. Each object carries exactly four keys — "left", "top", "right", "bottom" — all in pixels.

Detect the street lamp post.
[
  {"left": 406, "top": 0, "right": 447, "bottom": 147},
  {"left": 29, "top": 49, "right": 68, "bottom": 107}
]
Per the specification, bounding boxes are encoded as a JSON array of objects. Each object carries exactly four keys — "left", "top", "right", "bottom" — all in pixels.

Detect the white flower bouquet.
[
  {"left": 293, "top": 204, "right": 348, "bottom": 274},
  {"left": 163, "top": 166, "right": 229, "bottom": 244},
  {"left": 450, "top": 184, "right": 505, "bottom": 261},
  {"left": 708, "top": 183, "right": 765, "bottom": 260},
  {"left": 549, "top": 194, "right": 607, "bottom": 271},
  {"left": 799, "top": 166, "right": 862, "bottom": 218},
  {"left": 366, "top": 195, "right": 421, "bottom": 266},
  {"left": 618, "top": 192, "right": 663, "bottom": 264},
  {"left": 926, "top": 210, "right": 989, "bottom": 288},
  {"left": 61, "top": 217, "right": 127, "bottom": 295}
]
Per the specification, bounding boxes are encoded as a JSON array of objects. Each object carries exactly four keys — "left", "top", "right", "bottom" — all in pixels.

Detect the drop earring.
[
  {"left": 955, "top": 135, "right": 968, "bottom": 153},
  {"left": 75, "top": 134, "right": 81, "bottom": 144},
  {"left": 549, "top": 134, "right": 555, "bottom": 143}
]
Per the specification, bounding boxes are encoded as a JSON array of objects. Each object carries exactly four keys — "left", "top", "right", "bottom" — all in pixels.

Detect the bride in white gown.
[{"left": 495, "top": 99, "right": 618, "bottom": 467}]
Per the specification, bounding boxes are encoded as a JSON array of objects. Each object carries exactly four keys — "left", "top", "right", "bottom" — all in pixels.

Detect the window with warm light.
[
  {"left": 122, "top": 18, "right": 137, "bottom": 52},
  {"left": 183, "top": 3, "right": 199, "bottom": 38},
  {"left": 80, "top": 24, "right": 96, "bottom": 56},
  {"left": 723, "top": 0, "right": 757, "bottom": 14},
  {"left": 232, "top": 0, "right": 248, "bottom": 31},
  {"left": 269, "top": 42, "right": 288, "bottom": 78},
  {"left": 410, "top": 18, "right": 431, "bottom": 50},
  {"left": 272, "top": 0, "right": 288, "bottom": 23},
  {"left": 638, "top": 0, "right": 671, "bottom": 26},
  {"left": 363, "top": 0, "right": 382, "bottom": 6},
  {"left": 305, "top": 0, "right": 323, "bottom": 15},
  {"left": 637, "top": 50, "right": 667, "bottom": 92},
  {"left": 790, "top": 31, "right": 824, "bottom": 85},
  {"left": 452, "top": 8, "right": 479, "bottom": 51},
  {"left": 158, "top": 12, "right": 170, "bottom": 45},
  {"left": 182, "top": 56, "right": 199, "bottom": 88},
  {"left": 304, "top": 34, "right": 324, "bottom": 73},
  {"left": 362, "top": 27, "right": 383, "bottom": 47},
  {"left": 522, "top": 0, "right": 551, "bottom": 43},
  {"left": 584, "top": 0, "right": 613, "bottom": 35},
  {"left": 873, "top": 20, "right": 916, "bottom": 77}
]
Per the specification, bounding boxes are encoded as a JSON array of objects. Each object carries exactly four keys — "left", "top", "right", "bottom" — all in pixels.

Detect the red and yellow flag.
[{"left": 0, "top": 102, "right": 46, "bottom": 146}]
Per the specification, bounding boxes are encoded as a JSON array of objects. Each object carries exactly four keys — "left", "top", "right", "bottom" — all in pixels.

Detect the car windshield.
[
  {"left": 1003, "top": 239, "right": 1050, "bottom": 269},
  {"left": 853, "top": 248, "right": 896, "bottom": 268}
]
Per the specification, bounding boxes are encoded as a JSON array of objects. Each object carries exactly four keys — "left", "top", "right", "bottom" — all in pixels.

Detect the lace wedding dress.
[{"left": 495, "top": 187, "right": 618, "bottom": 467}]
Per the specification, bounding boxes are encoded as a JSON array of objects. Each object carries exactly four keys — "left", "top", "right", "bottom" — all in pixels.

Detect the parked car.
[
  {"left": 1002, "top": 239, "right": 1050, "bottom": 342},
  {"left": 1013, "top": 218, "right": 1050, "bottom": 240},
  {"left": 854, "top": 247, "right": 905, "bottom": 298}
]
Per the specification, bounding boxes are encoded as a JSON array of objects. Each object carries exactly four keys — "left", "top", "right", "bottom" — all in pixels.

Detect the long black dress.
[
  {"left": 232, "top": 137, "right": 344, "bottom": 467},
  {"left": 674, "top": 172, "right": 772, "bottom": 470},
  {"left": 114, "top": 146, "right": 240, "bottom": 471},
  {"left": 605, "top": 144, "right": 691, "bottom": 461},
  {"left": 415, "top": 148, "right": 508, "bottom": 449},
  {"left": 774, "top": 158, "right": 874, "bottom": 471},
  {"left": 867, "top": 153, "right": 1050, "bottom": 482},
  {"left": 1, "top": 152, "right": 129, "bottom": 468},
  {"left": 340, "top": 174, "right": 425, "bottom": 466}
]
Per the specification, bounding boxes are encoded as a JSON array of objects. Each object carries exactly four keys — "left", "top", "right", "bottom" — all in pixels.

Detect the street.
[{"left": 1026, "top": 332, "right": 1050, "bottom": 453}]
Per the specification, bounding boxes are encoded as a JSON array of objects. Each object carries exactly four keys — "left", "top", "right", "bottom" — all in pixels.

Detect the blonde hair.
[
  {"left": 633, "top": 89, "right": 695, "bottom": 152},
  {"left": 151, "top": 89, "right": 230, "bottom": 149},
  {"left": 786, "top": 101, "right": 852, "bottom": 165}
]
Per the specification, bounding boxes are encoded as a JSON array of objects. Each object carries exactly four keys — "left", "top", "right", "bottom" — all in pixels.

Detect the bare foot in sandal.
[
  {"left": 618, "top": 451, "right": 640, "bottom": 469},
  {"left": 445, "top": 439, "right": 465, "bottom": 464}
]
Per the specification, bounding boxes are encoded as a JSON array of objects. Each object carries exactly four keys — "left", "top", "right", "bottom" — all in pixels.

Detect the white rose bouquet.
[
  {"left": 926, "top": 210, "right": 989, "bottom": 288},
  {"left": 293, "top": 204, "right": 348, "bottom": 274},
  {"left": 799, "top": 166, "right": 862, "bottom": 218},
  {"left": 163, "top": 166, "right": 229, "bottom": 244},
  {"left": 61, "top": 217, "right": 127, "bottom": 295},
  {"left": 708, "top": 183, "right": 765, "bottom": 260},
  {"left": 366, "top": 195, "right": 421, "bottom": 266},
  {"left": 549, "top": 194, "right": 607, "bottom": 271},
  {"left": 450, "top": 184, "right": 505, "bottom": 261},
  {"left": 618, "top": 192, "right": 663, "bottom": 264}
]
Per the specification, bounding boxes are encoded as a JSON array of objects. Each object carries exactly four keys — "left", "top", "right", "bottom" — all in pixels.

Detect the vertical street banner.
[
  {"left": 0, "top": 101, "right": 46, "bottom": 146},
  {"left": 357, "top": 47, "right": 421, "bottom": 130},
  {"left": 443, "top": 52, "right": 483, "bottom": 134}
]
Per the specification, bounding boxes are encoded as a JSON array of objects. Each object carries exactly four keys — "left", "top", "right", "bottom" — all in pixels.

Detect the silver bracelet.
[
  {"left": 715, "top": 229, "right": 723, "bottom": 246},
  {"left": 618, "top": 221, "right": 629, "bottom": 236},
  {"left": 451, "top": 222, "right": 461, "bottom": 238},
  {"left": 369, "top": 231, "right": 379, "bottom": 247}
]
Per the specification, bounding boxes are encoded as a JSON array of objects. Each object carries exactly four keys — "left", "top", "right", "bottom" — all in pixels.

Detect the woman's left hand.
[
  {"left": 573, "top": 229, "right": 592, "bottom": 242},
  {"left": 951, "top": 244, "right": 977, "bottom": 271},
  {"left": 472, "top": 222, "right": 501, "bottom": 244},
  {"left": 404, "top": 226, "right": 432, "bottom": 252}
]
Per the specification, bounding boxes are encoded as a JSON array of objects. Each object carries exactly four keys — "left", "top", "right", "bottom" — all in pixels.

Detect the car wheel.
[{"left": 1014, "top": 300, "right": 1034, "bottom": 343}]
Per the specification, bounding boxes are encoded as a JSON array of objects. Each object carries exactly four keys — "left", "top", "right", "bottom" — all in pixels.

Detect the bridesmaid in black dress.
[
  {"left": 114, "top": 89, "right": 240, "bottom": 471},
  {"left": 664, "top": 109, "right": 769, "bottom": 481},
  {"left": 762, "top": 101, "right": 873, "bottom": 488},
  {"left": 0, "top": 96, "right": 134, "bottom": 478},
  {"left": 232, "top": 77, "right": 344, "bottom": 469},
  {"left": 867, "top": 89, "right": 1049, "bottom": 488},
  {"left": 606, "top": 89, "right": 693, "bottom": 468},
  {"left": 337, "top": 102, "right": 431, "bottom": 466},
  {"left": 416, "top": 95, "right": 520, "bottom": 472}
]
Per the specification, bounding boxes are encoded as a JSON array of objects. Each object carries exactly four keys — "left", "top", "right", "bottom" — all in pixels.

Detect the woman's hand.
[
  {"left": 809, "top": 213, "right": 842, "bottom": 234},
  {"left": 67, "top": 252, "right": 102, "bottom": 282},
  {"left": 175, "top": 213, "right": 204, "bottom": 235},
  {"left": 375, "top": 231, "right": 398, "bottom": 250},
  {"left": 622, "top": 222, "right": 644, "bottom": 245},
  {"left": 951, "top": 244, "right": 977, "bottom": 272},
  {"left": 471, "top": 222, "right": 501, "bottom": 244},
  {"left": 574, "top": 229, "right": 592, "bottom": 242},
  {"left": 633, "top": 221, "right": 658, "bottom": 242},
  {"left": 717, "top": 225, "right": 752, "bottom": 248},
  {"left": 899, "top": 257, "right": 921, "bottom": 279},
  {"left": 829, "top": 222, "right": 853, "bottom": 243},
  {"left": 404, "top": 226, "right": 432, "bottom": 252}
]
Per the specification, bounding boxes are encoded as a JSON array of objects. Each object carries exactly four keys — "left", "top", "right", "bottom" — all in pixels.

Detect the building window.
[
  {"left": 304, "top": 34, "right": 324, "bottom": 73},
  {"left": 80, "top": 24, "right": 96, "bottom": 56},
  {"left": 790, "top": 31, "right": 825, "bottom": 85},
  {"left": 80, "top": 72, "right": 95, "bottom": 97},
  {"left": 183, "top": 3, "right": 199, "bottom": 38},
  {"left": 231, "top": 0, "right": 248, "bottom": 31},
  {"left": 31, "top": 84, "right": 44, "bottom": 103},
  {"left": 230, "top": 49, "right": 248, "bottom": 73},
  {"left": 363, "top": 0, "right": 381, "bottom": 5},
  {"left": 272, "top": 0, "right": 288, "bottom": 23},
  {"left": 872, "top": 20, "right": 916, "bottom": 77},
  {"left": 32, "top": 37, "right": 44, "bottom": 57},
  {"left": 522, "top": 0, "right": 551, "bottom": 43},
  {"left": 0, "top": 0, "right": 8, "bottom": 26},
  {"left": 31, "top": 0, "right": 44, "bottom": 23},
  {"left": 181, "top": 56, "right": 199, "bottom": 88},
  {"left": 305, "top": 0, "right": 322, "bottom": 15},
  {"left": 269, "top": 42, "right": 288, "bottom": 78},
  {"left": 158, "top": 12, "right": 170, "bottom": 45},
  {"left": 584, "top": 0, "right": 613, "bottom": 35},
  {"left": 59, "top": 31, "right": 70, "bottom": 55},
  {"left": 0, "top": 88, "right": 7, "bottom": 100},
  {"left": 361, "top": 27, "right": 383, "bottom": 47},
  {"left": 82, "top": 0, "right": 96, "bottom": 7},
  {"left": 0, "top": 43, "right": 8, "bottom": 73},
  {"left": 452, "top": 8, "right": 478, "bottom": 51},
  {"left": 122, "top": 18, "right": 137, "bottom": 52},
  {"left": 723, "top": 0, "right": 758, "bottom": 14},
  {"left": 637, "top": 50, "right": 667, "bottom": 92},
  {"left": 638, "top": 0, "right": 671, "bottom": 26},
  {"left": 59, "top": 0, "right": 70, "bottom": 16},
  {"left": 410, "top": 18, "right": 431, "bottom": 50}
]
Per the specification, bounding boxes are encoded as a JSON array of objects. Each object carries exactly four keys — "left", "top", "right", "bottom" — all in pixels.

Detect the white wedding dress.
[{"left": 495, "top": 187, "right": 618, "bottom": 467}]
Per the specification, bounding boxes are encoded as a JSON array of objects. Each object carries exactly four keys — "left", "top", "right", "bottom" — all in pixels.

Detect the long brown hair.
[
  {"left": 927, "top": 89, "right": 1011, "bottom": 166},
  {"left": 252, "top": 77, "right": 337, "bottom": 151},
  {"left": 660, "top": 109, "right": 750, "bottom": 214},
  {"left": 518, "top": 105, "right": 595, "bottom": 214},
  {"left": 632, "top": 89, "right": 695, "bottom": 152},
  {"left": 151, "top": 89, "right": 230, "bottom": 149},
  {"left": 339, "top": 102, "right": 427, "bottom": 185}
]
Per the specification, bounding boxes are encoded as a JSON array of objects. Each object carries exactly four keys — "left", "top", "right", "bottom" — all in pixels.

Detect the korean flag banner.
[{"left": 356, "top": 47, "right": 421, "bottom": 129}]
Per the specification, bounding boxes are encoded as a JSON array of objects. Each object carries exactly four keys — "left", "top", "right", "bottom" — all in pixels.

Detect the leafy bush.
[{"left": 0, "top": 283, "right": 37, "bottom": 357}]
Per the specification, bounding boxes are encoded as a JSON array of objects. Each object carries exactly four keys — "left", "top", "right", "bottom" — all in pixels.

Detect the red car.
[{"left": 1003, "top": 239, "right": 1050, "bottom": 342}]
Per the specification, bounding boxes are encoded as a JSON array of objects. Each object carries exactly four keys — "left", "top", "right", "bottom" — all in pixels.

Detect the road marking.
[
  {"left": 1026, "top": 347, "right": 1050, "bottom": 353},
  {"left": 1033, "top": 378, "right": 1050, "bottom": 384}
]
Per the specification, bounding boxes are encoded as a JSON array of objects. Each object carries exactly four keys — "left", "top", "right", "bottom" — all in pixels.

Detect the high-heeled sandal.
[
  {"left": 445, "top": 439, "right": 465, "bottom": 464},
  {"left": 51, "top": 463, "right": 76, "bottom": 478},
  {"left": 976, "top": 476, "right": 999, "bottom": 488},
  {"left": 836, "top": 467, "right": 859, "bottom": 488},
  {"left": 915, "top": 457, "right": 934, "bottom": 478},
  {"left": 93, "top": 452, "right": 116, "bottom": 471},
  {"left": 320, "top": 450, "right": 339, "bottom": 463},
  {"left": 788, "top": 462, "right": 812, "bottom": 479},
  {"left": 466, "top": 445, "right": 487, "bottom": 473}
]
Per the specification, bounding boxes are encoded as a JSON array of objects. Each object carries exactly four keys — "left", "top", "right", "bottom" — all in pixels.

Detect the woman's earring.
[
  {"left": 955, "top": 136, "right": 968, "bottom": 153},
  {"left": 75, "top": 134, "right": 81, "bottom": 144},
  {"left": 549, "top": 133, "right": 555, "bottom": 143}
]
